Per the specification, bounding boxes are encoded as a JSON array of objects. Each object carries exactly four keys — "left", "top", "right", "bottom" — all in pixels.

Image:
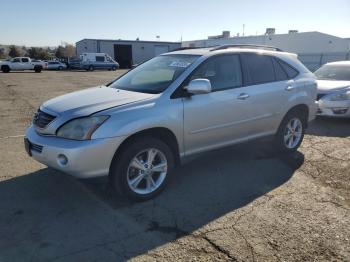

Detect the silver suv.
[{"left": 25, "top": 45, "right": 317, "bottom": 200}]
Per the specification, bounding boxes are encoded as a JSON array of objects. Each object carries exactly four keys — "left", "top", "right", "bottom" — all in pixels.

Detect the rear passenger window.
[
  {"left": 278, "top": 59, "right": 299, "bottom": 79},
  {"left": 272, "top": 58, "right": 288, "bottom": 81},
  {"left": 22, "top": 58, "right": 29, "bottom": 63},
  {"left": 95, "top": 56, "right": 105, "bottom": 62},
  {"left": 190, "top": 55, "right": 242, "bottom": 92},
  {"left": 242, "top": 54, "right": 275, "bottom": 85}
]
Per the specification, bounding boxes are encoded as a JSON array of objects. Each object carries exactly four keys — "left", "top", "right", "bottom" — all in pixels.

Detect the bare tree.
[
  {"left": 63, "top": 44, "right": 76, "bottom": 58},
  {"left": 8, "top": 45, "right": 24, "bottom": 57}
]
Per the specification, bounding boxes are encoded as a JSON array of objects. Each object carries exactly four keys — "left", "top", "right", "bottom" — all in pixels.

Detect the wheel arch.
[
  {"left": 283, "top": 104, "right": 309, "bottom": 127},
  {"left": 110, "top": 127, "right": 181, "bottom": 173}
]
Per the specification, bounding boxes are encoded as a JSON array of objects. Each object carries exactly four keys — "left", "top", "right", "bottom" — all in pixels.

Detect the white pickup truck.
[{"left": 0, "top": 57, "right": 47, "bottom": 73}]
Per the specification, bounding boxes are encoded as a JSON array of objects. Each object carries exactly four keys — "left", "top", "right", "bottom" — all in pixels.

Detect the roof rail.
[{"left": 210, "top": 44, "right": 283, "bottom": 52}]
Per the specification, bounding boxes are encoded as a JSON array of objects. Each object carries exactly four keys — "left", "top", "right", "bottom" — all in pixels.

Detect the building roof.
[
  {"left": 76, "top": 38, "right": 181, "bottom": 45},
  {"left": 183, "top": 31, "right": 347, "bottom": 43}
]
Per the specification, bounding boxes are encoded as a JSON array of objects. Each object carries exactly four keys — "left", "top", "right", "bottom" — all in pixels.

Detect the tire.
[
  {"left": 109, "top": 137, "right": 175, "bottom": 201},
  {"left": 1, "top": 66, "right": 10, "bottom": 73},
  {"left": 88, "top": 65, "right": 94, "bottom": 71},
  {"left": 34, "top": 66, "right": 42, "bottom": 73},
  {"left": 58, "top": 66, "right": 63, "bottom": 70},
  {"left": 111, "top": 66, "right": 117, "bottom": 71},
  {"left": 274, "top": 111, "right": 306, "bottom": 153}
]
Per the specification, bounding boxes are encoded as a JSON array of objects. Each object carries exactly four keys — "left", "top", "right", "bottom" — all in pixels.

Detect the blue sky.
[{"left": 0, "top": 0, "right": 349, "bottom": 46}]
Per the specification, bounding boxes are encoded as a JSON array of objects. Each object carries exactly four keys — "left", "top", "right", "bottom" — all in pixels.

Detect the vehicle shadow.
[
  {"left": 306, "top": 116, "right": 350, "bottom": 138},
  {"left": 0, "top": 141, "right": 304, "bottom": 261}
]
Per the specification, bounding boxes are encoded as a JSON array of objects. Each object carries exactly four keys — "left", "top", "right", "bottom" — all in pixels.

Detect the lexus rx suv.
[{"left": 25, "top": 45, "right": 317, "bottom": 201}]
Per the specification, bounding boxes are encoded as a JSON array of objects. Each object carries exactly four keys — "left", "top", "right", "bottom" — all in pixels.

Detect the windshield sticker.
[{"left": 169, "top": 61, "right": 191, "bottom": 68}]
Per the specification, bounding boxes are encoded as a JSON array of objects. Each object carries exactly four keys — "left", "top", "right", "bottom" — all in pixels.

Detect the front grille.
[
  {"left": 31, "top": 142, "right": 43, "bottom": 153},
  {"left": 316, "top": 94, "right": 326, "bottom": 101},
  {"left": 33, "top": 109, "right": 56, "bottom": 128}
]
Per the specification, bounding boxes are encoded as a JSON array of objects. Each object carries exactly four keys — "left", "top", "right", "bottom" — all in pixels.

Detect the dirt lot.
[{"left": 0, "top": 70, "right": 349, "bottom": 261}]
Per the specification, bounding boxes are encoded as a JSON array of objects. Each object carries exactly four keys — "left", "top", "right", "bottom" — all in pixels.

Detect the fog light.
[
  {"left": 331, "top": 107, "right": 348, "bottom": 115},
  {"left": 57, "top": 154, "right": 68, "bottom": 166}
]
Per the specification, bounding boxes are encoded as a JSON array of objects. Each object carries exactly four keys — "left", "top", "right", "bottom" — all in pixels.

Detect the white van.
[{"left": 69, "top": 53, "right": 119, "bottom": 71}]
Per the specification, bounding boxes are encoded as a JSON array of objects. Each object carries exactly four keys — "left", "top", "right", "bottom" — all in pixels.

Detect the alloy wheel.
[{"left": 127, "top": 148, "right": 168, "bottom": 195}]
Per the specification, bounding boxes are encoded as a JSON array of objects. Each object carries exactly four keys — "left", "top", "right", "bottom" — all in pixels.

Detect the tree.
[
  {"left": 8, "top": 45, "right": 22, "bottom": 57},
  {"left": 0, "top": 48, "right": 7, "bottom": 59},
  {"left": 55, "top": 44, "right": 76, "bottom": 59},
  {"left": 55, "top": 45, "right": 65, "bottom": 59},
  {"left": 26, "top": 47, "right": 50, "bottom": 60},
  {"left": 63, "top": 44, "right": 76, "bottom": 58}
]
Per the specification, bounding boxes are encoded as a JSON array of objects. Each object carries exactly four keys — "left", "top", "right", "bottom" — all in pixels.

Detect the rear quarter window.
[
  {"left": 272, "top": 58, "right": 288, "bottom": 81},
  {"left": 277, "top": 59, "right": 299, "bottom": 79}
]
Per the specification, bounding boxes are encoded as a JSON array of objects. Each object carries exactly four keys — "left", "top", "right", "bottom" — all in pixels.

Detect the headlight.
[
  {"left": 57, "top": 116, "right": 109, "bottom": 140},
  {"left": 329, "top": 90, "right": 350, "bottom": 101}
]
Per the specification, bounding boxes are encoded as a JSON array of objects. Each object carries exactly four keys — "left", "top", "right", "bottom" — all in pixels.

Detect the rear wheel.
[
  {"left": 88, "top": 65, "right": 94, "bottom": 71},
  {"left": 58, "top": 66, "right": 63, "bottom": 70},
  {"left": 111, "top": 66, "right": 117, "bottom": 71},
  {"left": 1, "top": 66, "right": 10, "bottom": 73},
  {"left": 109, "top": 137, "right": 174, "bottom": 201},
  {"left": 274, "top": 112, "right": 306, "bottom": 153},
  {"left": 34, "top": 66, "right": 42, "bottom": 73}
]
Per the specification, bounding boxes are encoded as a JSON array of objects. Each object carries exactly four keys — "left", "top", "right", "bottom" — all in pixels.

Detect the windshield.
[
  {"left": 315, "top": 64, "right": 350, "bottom": 81},
  {"left": 109, "top": 55, "right": 200, "bottom": 94}
]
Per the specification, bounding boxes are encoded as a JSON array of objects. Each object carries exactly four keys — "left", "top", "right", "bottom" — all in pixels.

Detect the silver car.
[
  {"left": 47, "top": 61, "right": 67, "bottom": 70},
  {"left": 25, "top": 45, "right": 317, "bottom": 200},
  {"left": 314, "top": 61, "right": 350, "bottom": 117}
]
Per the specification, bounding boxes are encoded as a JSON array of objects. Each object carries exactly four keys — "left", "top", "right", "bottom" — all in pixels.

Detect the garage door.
[{"left": 154, "top": 45, "right": 169, "bottom": 56}]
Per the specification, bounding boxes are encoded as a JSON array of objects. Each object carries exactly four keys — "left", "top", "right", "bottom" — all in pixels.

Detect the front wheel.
[
  {"left": 1, "top": 66, "right": 10, "bottom": 73},
  {"left": 109, "top": 137, "right": 174, "bottom": 201},
  {"left": 274, "top": 112, "right": 305, "bottom": 153}
]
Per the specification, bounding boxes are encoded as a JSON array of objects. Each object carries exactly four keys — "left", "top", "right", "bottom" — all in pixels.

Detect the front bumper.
[
  {"left": 317, "top": 99, "right": 350, "bottom": 118},
  {"left": 25, "top": 125, "right": 126, "bottom": 178}
]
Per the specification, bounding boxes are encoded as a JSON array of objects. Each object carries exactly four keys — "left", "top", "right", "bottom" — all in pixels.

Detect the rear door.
[
  {"left": 21, "top": 58, "right": 31, "bottom": 69},
  {"left": 239, "top": 53, "right": 294, "bottom": 134}
]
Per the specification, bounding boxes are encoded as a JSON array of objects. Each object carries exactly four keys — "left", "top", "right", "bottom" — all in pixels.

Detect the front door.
[{"left": 183, "top": 54, "right": 254, "bottom": 155}]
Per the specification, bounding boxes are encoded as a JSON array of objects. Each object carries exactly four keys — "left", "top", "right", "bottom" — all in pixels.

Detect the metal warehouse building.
[
  {"left": 76, "top": 39, "right": 181, "bottom": 68},
  {"left": 183, "top": 30, "right": 350, "bottom": 70}
]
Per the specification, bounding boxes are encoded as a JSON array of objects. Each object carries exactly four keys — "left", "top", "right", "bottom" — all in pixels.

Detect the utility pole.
[{"left": 243, "top": 24, "right": 245, "bottom": 36}]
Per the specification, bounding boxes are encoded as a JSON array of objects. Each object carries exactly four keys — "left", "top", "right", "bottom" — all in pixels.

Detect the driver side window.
[{"left": 190, "top": 55, "right": 242, "bottom": 91}]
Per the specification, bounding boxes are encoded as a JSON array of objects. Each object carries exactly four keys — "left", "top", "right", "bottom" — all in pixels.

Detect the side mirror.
[{"left": 185, "top": 79, "right": 212, "bottom": 95}]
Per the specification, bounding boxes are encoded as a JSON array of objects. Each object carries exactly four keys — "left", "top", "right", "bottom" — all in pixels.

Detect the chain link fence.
[{"left": 298, "top": 52, "right": 350, "bottom": 72}]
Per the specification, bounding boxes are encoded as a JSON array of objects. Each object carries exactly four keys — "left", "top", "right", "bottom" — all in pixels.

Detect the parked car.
[
  {"left": 0, "top": 57, "right": 46, "bottom": 73},
  {"left": 69, "top": 53, "right": 119, "bottom": 71},
  {"left": 32, "top": 59, "right": 48, "bottom": 70},
  {"left": 47, "top": 61, "right": 67, "bottom": 70},
  {"left": 24, "top": 45, "right": 317, "bottom": 200},
  {"left": 314, "top": 61, "right": 350, "bottom": 117}
]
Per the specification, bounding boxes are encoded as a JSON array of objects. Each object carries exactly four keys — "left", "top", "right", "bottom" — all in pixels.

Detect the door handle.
[
  {"left": 285, "top": 85, "right": 295, "bottom": 91},
  {"left": 237, "top": 93, "right": 250, "bottom": 100}
]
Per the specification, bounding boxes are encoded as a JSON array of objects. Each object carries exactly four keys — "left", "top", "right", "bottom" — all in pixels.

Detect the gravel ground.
[{"left": 0, "top": 70, "right": 349, "bottom": 261}]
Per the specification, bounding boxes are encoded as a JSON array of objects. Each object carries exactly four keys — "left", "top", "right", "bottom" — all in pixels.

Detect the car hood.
[
  {"left": 317, "top": 80, "right": 350, "bottom": 94},
  {"left": 42, "top": 86, "right": 156, "bottom": 116}
]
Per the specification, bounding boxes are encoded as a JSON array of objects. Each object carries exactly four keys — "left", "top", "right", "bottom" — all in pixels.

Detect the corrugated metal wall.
[{"left": 299, "top": 52, "right": 350, "bottom": 71}]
